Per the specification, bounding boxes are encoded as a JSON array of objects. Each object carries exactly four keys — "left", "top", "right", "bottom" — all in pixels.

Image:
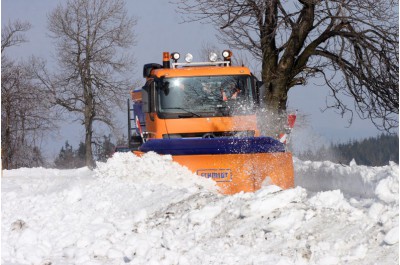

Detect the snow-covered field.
[{"left": 2, "top": 152, "right": 398, "bottom": 265}]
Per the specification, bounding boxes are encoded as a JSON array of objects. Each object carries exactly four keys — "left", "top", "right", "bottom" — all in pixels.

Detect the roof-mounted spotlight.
[
  {"left": 171, "top": 52, "right": 180, "bottom": 63},
  {"left": 209, "top": 52, "right": 218, "bottom": 62},
  {"left": 222, "top": 50, "right": 232, "bottom": 61},
  {"left": 185, "top": 53, "right": 193, "bottom": 63}
]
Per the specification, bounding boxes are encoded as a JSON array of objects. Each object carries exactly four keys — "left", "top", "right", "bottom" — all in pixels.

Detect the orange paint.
[
  {"left": 173, "top": 152, "right": 294, "bottom": 194},
  {"left": 151, "top": 66, "right": 250, "bottom": 79},
  {"left": 134, "top": 151, "right": 294, "bottom": 195},
  {"left": 143, "top": 115, "right": 260, "bottom": 139}
]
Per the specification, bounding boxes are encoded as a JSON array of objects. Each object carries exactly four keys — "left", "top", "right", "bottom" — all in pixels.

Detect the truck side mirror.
[
  {"left": 142, "top": 85, "right": 151, "bottom": 113},
  {"left": 256, "top": 81, "right": 264, "bottom": 89},
  {"left": 251, "top": 74, "right": 264, "bottom": 105},
  {"left": 257, "top": 81, "right": 266, "bottom": 102}
]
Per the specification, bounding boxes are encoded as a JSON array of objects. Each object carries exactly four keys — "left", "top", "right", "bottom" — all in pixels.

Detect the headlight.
[
  {"left": 185, "top": 53, "right": 193, "bottom": 63},
  {"left": 209, "top": 52, "right": 218, "bottom": 62}
]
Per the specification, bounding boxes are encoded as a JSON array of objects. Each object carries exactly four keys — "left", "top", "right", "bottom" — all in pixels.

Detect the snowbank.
[
  {"left": 95, "top": 152, "right": 217, "bottom": 192},
  {"left": 2, "top": 153, "right": 398, "bottom": 265},
  {"left": 295, "top": 158, "right": 399, "bottom": 202}
]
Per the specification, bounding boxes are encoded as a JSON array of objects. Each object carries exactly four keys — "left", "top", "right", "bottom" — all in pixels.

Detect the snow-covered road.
[{"left": 2, "top": 152, "right": 398, "bottom": 265}]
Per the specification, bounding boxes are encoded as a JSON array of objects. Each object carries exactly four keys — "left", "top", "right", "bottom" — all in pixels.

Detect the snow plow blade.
[
  {"left": 172, "top": 152, "right": 294, "bottom": 194},
  {"left": 134, "top": 137, "right": 294, "bottom": 195}
]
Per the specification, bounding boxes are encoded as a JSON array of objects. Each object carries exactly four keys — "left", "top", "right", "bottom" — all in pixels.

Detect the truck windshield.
[{"left": 157, "top": 75, "right": 254, "bottom": 118}]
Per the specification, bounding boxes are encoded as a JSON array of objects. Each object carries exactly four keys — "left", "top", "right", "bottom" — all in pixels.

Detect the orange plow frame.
[{"left": 135, "top": 151, "right": 294, "bottom": 194}]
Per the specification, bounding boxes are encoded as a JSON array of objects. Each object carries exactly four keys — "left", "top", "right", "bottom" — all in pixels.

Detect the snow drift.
[{"left": 2, "top": 152, "right": 398, "bottom": 265}]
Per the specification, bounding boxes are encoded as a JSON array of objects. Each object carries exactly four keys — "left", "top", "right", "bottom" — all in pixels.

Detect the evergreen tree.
[
  {"left": 74, "top": 142, "right": 86, "bottom": 168},
  {"left": 95, "top": 135, "right": 115, "bottom": 162},
  {"left": 298, "top": 134, "right": 399, "bottom": 166},
  {"left": 31, "top": 147, "right": 45, "bottom": 167},
  {"left": 54, "top": 141, "right": 77, "bottom": 169},
  {"left": 116, "top": 134, "right": 128, "bottom": 146}
]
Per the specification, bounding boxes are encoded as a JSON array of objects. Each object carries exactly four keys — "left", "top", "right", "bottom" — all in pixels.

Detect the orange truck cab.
[{"left": 129, "top": 50, "right": 294, "bottom": 194}]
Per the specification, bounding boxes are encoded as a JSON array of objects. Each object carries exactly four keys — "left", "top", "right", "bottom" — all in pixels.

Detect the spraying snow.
[{"left": 2, "top": 152, "right": 398, "bottom": 264}]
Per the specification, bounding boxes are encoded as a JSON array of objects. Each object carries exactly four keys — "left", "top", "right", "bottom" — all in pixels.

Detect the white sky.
[{"left": 1, "top": 0, "right": 390, "bottom": 158}]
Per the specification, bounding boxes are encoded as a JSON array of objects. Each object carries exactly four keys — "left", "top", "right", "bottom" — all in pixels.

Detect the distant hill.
[{"left": 297, "top": 133, "right": 399, "bottom": 166}]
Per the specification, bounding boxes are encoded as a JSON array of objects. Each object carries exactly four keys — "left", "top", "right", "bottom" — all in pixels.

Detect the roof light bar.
[
  {"left": 171, "top": 61, "right": 230, "bottom": 68},
  {"left": 166, "top": 49, "right": 233, "bottom": 68}
]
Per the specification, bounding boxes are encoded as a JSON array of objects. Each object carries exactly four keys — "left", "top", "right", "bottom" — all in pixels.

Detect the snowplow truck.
[{"left": 129, "top": 50, "right": 294, "bottom": 195}]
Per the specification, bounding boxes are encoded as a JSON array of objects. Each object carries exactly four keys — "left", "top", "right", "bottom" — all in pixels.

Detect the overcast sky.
[{"left": 2, "top": 0, "right": 390, "bottom": 157}]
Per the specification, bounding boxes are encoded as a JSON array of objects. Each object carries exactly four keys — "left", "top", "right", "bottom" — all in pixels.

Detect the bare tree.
[
  {"left": 1, "top": 20, "right": 31, "bottom": 53},
  {"left": 174, "top": 0, "right": 399, "bottom": 134},
  {"left": 1, "top": 59, "right": 55, "bottom": 169},
  {"left": 44, "top": 0, "right": 137, "bottom": 168},
  {"left": 1, "top": 20, "right": 54, "bottom": 169}
]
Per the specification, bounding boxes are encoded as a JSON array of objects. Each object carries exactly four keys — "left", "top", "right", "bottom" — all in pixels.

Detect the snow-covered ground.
[{"left": 2, "top": 152, "right": 398, "bottom": 265}]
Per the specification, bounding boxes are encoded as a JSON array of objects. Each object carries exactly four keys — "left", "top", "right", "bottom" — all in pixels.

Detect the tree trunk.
[
  {"left": 2, "top": 103, "right": 12, "bottom": 169},
  {"left": 84, "top": 81, "right": 95, "bottom": 169},
  {"left": 259, "top": 74, "right": 289, "bottom": 138},
  {"left": 264, "top": 78, "right": 288, "bottom": 112},
  {"left": 84, "top": 111, "right": 95, "bottom": 169}
]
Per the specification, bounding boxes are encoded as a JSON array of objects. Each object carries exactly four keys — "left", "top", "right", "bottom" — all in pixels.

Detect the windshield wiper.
[
  {"left": 216, "top": 104, "right": 230, "bottom": 116},
  {"left": 163, "top": 107, "right": 202, "bottom": 117}
]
